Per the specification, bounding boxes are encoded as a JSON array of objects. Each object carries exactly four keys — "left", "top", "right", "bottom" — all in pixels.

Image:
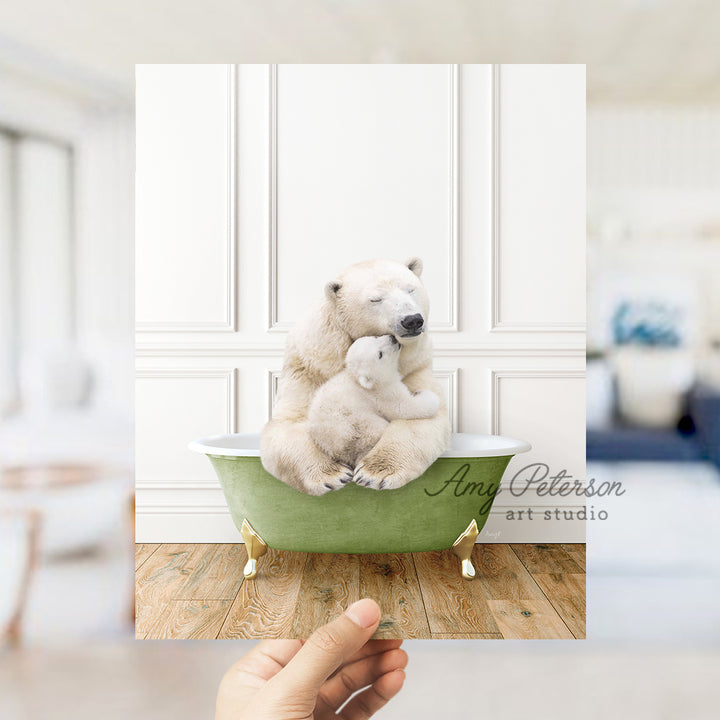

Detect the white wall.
[{"left": 135, "top": 64, "right": 586, "bottom": 543}]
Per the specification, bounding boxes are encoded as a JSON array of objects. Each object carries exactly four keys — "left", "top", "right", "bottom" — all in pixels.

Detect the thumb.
[{"left": 271, "top": 599, "right": 381, "bottom": 697}]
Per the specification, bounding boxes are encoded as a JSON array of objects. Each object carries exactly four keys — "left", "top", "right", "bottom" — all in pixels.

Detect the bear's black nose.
[{"left": 400, "top": 313, "right": 424, "bottom": 333}]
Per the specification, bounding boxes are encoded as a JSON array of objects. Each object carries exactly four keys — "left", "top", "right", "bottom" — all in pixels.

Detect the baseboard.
[
  {"left": 480, "top": 512, "right": 586, "bottom": 543},
  {"left": 135, "top": 508, "right": 242, "bottom": 543}
]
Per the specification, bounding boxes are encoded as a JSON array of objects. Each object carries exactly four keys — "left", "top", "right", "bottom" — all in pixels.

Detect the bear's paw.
[
  {"left": 353, "top": 458, "right": 414, "bottom": 491},
  {"left": 303, "top": 460, "right": 355, "bottom": 495}
]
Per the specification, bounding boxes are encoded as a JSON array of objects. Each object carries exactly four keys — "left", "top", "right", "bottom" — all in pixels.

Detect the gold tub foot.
[
  {"left": 240, "top": 519, "right": 268, "bottom": 579},
  {"left": 451, "top": 519, "right": 479, "bottom": 580}
]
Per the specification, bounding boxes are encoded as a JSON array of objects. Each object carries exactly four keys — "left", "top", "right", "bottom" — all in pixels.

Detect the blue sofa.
[{"left": 587, "top": 383, "right": 720, "bottom": 467}]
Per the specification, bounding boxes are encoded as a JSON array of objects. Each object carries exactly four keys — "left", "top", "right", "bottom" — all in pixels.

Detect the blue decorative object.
[{"left": 612, "top": 300, "right": 684, "bottom": 347}]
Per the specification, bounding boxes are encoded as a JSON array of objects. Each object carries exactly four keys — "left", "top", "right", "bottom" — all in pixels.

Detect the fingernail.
[{"left": 345, "top": 599, "right": 380, "bottom": 628}]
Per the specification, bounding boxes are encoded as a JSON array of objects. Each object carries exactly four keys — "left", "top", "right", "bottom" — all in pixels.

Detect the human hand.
[{"left": 215, "top": 599, "right": 407, "bottom": 719}]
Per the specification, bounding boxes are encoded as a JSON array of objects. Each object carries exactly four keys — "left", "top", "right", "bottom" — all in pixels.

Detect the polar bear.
[
  {"left": 307, "top": 334, "right": 441, "bottom": 475},
  {"left": 261, "top": 257, "right": 450, "bottom": 495}
]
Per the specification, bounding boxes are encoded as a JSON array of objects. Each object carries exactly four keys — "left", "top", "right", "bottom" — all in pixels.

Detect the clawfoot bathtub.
[{"left": 189, "top": 433, "right": 530, "bottom": 580}]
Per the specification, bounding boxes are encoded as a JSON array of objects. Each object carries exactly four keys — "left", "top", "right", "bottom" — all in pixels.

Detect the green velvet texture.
[{"left": 207, "top": 454, "right": 513, "bottom": 553}]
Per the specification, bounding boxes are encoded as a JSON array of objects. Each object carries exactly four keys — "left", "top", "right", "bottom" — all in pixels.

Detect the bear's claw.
[
  {"left": 353, "top": 467, "right": 385, "bottom": 490},
  {"left": 303, "top": 462, "right": 357, "bottom": 495},
  {"left": 339, "top": 464, "right": 354, "bottom": 484},
  {"left": 353, "top": 461, "right": 413, "bottom": 490}
]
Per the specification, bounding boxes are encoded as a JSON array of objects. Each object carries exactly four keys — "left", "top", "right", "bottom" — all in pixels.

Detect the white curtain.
[
  {"left": 0, "top": 132, "right": 15, "bottom": 415},
  {"left": 0, "top": 131, "right": 74, "bottom": 417}
]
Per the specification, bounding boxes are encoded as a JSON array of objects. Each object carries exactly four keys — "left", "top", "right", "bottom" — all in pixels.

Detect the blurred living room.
[{"left": 1, "top": 2, "right": 720, "bottom": 719}]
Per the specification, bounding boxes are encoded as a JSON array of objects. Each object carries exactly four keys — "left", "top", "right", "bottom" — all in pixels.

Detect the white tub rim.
[{"left": 188, "top": 432, "right": 531, "bottom": 459}]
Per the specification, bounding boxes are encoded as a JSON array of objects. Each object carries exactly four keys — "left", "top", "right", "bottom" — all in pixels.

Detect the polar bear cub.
[{"left": 308, "top": 334, "right": 441, "bottom": 472}]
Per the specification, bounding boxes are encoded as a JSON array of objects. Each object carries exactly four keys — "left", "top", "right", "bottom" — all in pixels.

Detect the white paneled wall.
[
  {"left": 494, "top": 65, "right": 586, "bottom": 331},
  {"left": 136, "top": 64, "right": 586, "bottom": 543},
  {"left": 269, "top": 64, "right": 457, "bottom": 331},
  {"left": 136, "top": 64, "right": 236, "bottom": 331}
]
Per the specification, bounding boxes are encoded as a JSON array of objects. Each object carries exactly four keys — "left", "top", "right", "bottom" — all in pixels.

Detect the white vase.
[
  {"left": 586, "top": 359, "right": 614, "bottom": 430},
  {"left": 613, "top": 346, "right": 695, "bottom": 428}
]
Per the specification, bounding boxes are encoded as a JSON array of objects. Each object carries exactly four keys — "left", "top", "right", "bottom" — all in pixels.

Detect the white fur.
[
  {"left": 308, "top": 335, "right": 440, "bottom": 471},
  {"left": 260, "top": 257, "right": 450, "bottom": 495}
]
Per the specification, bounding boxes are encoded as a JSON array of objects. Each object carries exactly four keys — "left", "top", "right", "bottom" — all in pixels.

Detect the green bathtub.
[{"left": 189, "top": 432, "right": 530, "bottom": 579}]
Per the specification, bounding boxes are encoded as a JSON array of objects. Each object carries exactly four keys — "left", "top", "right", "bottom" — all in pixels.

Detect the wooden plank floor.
[{"left": 136, "top": 543, "right": 585, "bottom": 640}]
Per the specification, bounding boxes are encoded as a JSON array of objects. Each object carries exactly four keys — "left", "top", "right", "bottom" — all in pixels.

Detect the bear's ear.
[
  {"left": 357, "top": 375, "right": 374, "bottom": 390},
  {"left": 324, "top": 280, "right": 342, "bottom": 302},
  {"left": 405, "top": 257, "right": 423, "bottom": 277}
]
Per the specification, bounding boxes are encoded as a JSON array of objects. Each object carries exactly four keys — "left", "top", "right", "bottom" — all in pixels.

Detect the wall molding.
[
  {"left": 136, "top": 503, "right": 230, "bottom": 515},
  {"left": 489, "top": 368, "right": 585, "bottom": 435},
  {"left": 136, "top": 64, "right": 237, "bottom": 333},
  {"left": 137, "top": 480, "right": 222, "bottom": 490},
  {"left": 135, "top": 367, "right": 238, "bottom": 435},
  {"left": 489, "top": 64, "right": 585, "bottom": 335},
  {"left": 266, "top": 64, "right": 286, "bottom": 332},
  {"left": 433, "top": 367, "right": 459, "bottom": 432},
  {"left": 433, "top": 62, "right": 460, "bottom": 332},
  {"left": 490, "top": 324, "right": 587, "bottom": 333},
  {"left": 137, "top": 344, "right": 286, "bottom": 357},
  {"left": 266, "top": 368, "right": 281, "bottom": 420},
  {"left": 434, "top": 345, "right": 586, "bottom": 357},
  {"left": 266, "top": 63, "right": 460, "bottom": 333},
  {"left": 136, "top": 343, "right": 586, "bottom": 358}
]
